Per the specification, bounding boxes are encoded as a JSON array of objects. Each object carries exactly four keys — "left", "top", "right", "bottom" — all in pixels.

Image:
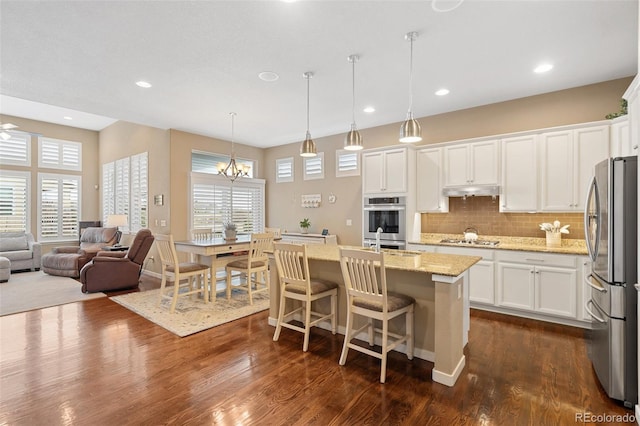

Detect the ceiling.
[{"left": 0, "top": 0, "right": 637, "bottom": 148}]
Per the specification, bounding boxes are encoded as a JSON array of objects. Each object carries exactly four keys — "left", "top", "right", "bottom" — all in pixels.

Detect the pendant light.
[
  {"left": 217, "top": 112, "right": 250, "bottom": 182},
  {"left": 300, "top": 71, "right": 317, "bottom": 157},
  {"left": 399, "top": 31, "right": 422, "bottom": 143},
  {"left": 344, "top": 55, "right": 363, "bottom": 151}
]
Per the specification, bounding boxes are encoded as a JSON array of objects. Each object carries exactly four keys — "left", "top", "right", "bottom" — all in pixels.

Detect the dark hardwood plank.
[{"left": 0, "top": 277, "right": 633, "bottom": 425}]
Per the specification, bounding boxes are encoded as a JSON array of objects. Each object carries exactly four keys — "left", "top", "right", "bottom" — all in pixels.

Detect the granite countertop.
[
  {"left": 409, "top": 233, "right": 588, "bottom": 256},
  {"left": 303, "top": 244, "right": 481, "bottom": 277}
]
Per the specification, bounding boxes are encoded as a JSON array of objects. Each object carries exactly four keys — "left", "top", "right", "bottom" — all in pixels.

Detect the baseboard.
[
  {"left": 432, "top": 355, "right": 466, "bottom": 387},
  {"left": 141, "top": 270, "right": 161, "bottom": 279}
]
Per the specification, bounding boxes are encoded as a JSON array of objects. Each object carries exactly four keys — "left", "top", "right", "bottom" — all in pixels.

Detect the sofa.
[
  {"left": 80, "top": 229, "right": 154, "bottom": 293},
  {"left": 41, "top": 227, "right": 118, "bottom": 278},
  {"left": 0, "top": 232, "right": 42, "bottom": 271}
]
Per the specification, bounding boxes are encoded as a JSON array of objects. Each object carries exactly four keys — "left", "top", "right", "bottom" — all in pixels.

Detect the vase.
[
  {"left": 224, "top": 229, "right": 237, "bottom": 241},
  {"left": 300, "top": 227, "right": 309, "bottom": 234},
  {"left": 546, "top": 231, "right": 561, "bottom": 248}
]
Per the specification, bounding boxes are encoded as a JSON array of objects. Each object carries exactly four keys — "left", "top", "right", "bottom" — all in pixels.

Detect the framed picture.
[{"left": 321, "top": 229, "right": 329, "bottom": 235}]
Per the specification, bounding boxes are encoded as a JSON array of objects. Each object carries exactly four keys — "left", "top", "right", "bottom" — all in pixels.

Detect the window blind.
[
  {"left": 336, "top": 150, "right": 360, "bottom": 177},
  {"left": 38, "top": 173, "right": 80, "bottom": 240},
  {"left": 130, "top": 152, "right": 148, "bottom": 231},
  {"left": 0, "top": 170, "right": 30, "bottom": 233},
  {"left": 303, "top": 152, "right": 324, "bottom": 180},
  {"left": 192, "top": 151, "right": 254, "bottom": 178},
  {"left": 38, "top": 137, "right": 82, "bottom": 171},
  {"left": 0, "top": 132, "right": 30, "bottom": 166},
  {"left": 190, "top": 173, "right": 265, "bottom": 235},
  {"left": 276, "top": 157, "right": 294, "bottom": 183}
]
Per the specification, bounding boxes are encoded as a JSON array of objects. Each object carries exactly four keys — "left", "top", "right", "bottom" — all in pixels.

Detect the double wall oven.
[{"left": 363, "top": 196, "right": 406, "bottom": 250}]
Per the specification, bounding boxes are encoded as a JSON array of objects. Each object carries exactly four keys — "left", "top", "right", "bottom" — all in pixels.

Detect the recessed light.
[
  {"left": 534, "top": 63, "right": 553, "bottom": 73},
  {"left": 432, "top": 0, "right": 465, "bottom": 13},
  {"left": 435, "top": 88, "right": 450, "bottom": 96},
  {"left": 63, "top": 116, "right": 73, "bottom": 120},
  {"left": 363, "top": 106, "right": 375, "bottom": 113},
  {"left": 258, "top": 71, "right": 279, "bottom": 82},
  {"left": 136, "top": 81, "right": 152, "bottom": 88}
]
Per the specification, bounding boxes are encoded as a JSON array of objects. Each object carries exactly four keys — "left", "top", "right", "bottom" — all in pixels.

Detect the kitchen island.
[{"left": 267, "top": 244, "right": 481, "bottom": 386}]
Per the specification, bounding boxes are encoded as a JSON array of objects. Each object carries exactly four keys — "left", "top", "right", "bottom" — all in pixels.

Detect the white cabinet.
[
  {"left": 444, "top": 140, "right": 499, "bottom": 186},
  {"left": 610, "top": 116, "right": 638, "bottom": 157},
  {"left": 539, "top": 125, "right": 609, "bottom": 211},
  {"left": 438, "top": 246, "right": 495, "bottom": 305},
  {"left": 416, "top": 147, "right": 448, "bottom": 212},
  {"left": 500, "top": 134, "right": 538, "bottom": 212},
  {"left": 362, "top": 148, "right": 407, "bottom": 194},
  {"left": 496, "top": 251, "right": 577, "bottom": 319},
  {"left": 281, "top": 233, "right": 337, "bottom": 245}
]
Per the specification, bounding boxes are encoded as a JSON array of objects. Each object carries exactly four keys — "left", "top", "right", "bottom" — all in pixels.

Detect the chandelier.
[{"left": 217, "top": 112, "right": 250, "bottom": 182}]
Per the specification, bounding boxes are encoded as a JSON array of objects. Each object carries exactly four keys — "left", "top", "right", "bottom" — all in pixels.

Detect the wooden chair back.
[
  {"left": 248, "top": 232, "right": 273, "bottom": 266},
  {"left": 339, "top": 248, "right": 388, "bottom": 311},
  {"left": 273, "top": 242, "right": 309, "bottom": 289},
  {"left": 154, "top": 234, "right": 180, "bottom": 274},
  {"left": 265, "top": 227, "right": 282, "bottom": 238}
]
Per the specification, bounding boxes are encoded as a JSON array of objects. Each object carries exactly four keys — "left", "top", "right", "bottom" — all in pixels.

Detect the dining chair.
[
  {"left": 155, "top": 234, "right": 210, "bottom": 313},
  {"left": 264, "top": 227, "right": 282, "bottom": 239},
  {"left": 225, "top": 232, "right": 272, "bottom": 305},
  {"left": 338, "top": 247, "right": 415, "bottom": 383},
  {"left": 272, "top": 242, "right": 338, "bottom": 352}
]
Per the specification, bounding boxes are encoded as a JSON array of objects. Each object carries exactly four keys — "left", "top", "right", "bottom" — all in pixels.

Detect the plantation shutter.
[
  {"left": 0, "top": 170, "right": 30, "bottom": 233},
  {"left": 130, "top": 152, "right": 148, "bottom": 231},
  {"left": 38, "top": 173, "right": 80, "bottom": 240},
  {"left": 190, "top": 173, "right": 264, "bottom": 235},
  {"left": 39, "top": 137, "right": 82, "bottom": 171},
  {"left": 0, "top": 133, "right": 30, "bottom": 166}
]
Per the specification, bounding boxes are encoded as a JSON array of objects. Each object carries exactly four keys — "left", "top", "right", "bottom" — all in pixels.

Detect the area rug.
[
  {"left": 0, "top": 271, "right": 106, "bottom": 316},
  {"left": 110, "top": 288, "right": 269, "bottom": 337}
]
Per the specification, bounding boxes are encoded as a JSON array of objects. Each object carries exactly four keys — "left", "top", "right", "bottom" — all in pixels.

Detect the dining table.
[{"left": 173, "top": 234, "right": 253, "bottom": 301}]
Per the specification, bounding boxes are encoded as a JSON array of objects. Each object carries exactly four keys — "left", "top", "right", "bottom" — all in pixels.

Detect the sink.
[{"left": 440, "top": 239, "right": 500, "bottom": 247}]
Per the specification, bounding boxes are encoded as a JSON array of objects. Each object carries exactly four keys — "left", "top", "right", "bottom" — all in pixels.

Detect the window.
[
  {"left": 275, "top": 157, "right": 294, "bottom": 183},
  {"left": 0, "top": 132, "right": 31, "bottom": 166},
  {"left": 192, "top": 151, "right": 254, "bottom": 178},
  {"left": 303, "top": 152, "right": 324, "bottom": 180},
  {"left": 102, "top": 153, "right": 148, "bottom": 233},
  {"left": 38, "top": 173, "right": 81, "bottom": 241},
  {"left": 190, "top": 173, "right": 265, "bottom": 235},
  {"left": 130, "top": 152, "right": 148, "bottom": 231},
  {"left": 336, "top": 149, "right": 360, "bottom": 177},
  {"left": 38, "top": 137, "right": 82, "bottom": 171},
  {"left": 0, "top": 170, "right": 30, "bottom": 233}
]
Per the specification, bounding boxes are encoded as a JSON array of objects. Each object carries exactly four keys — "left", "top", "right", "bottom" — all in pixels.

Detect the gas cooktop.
[{"left": 439, "top": 239, "right": 500, "bottom": 247}]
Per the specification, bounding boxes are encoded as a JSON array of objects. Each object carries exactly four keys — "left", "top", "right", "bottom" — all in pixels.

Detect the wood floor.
[{"left": 0, "top": 275, "right": 633, "bottom": 425}]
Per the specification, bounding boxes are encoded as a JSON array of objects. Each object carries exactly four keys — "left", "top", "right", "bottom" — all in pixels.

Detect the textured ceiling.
[{"left": 0, "top": 0, "right": 637, "bottom": 148}]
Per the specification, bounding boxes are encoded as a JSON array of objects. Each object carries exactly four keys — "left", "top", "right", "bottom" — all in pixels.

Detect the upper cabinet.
[
  {"left": 539, "top": 124, "right": 609, "bottom": 212},
  {"left": 444, "top": 140, "right": 499, "bottom": 186},
  {"left": 610, "top": 116, "right": 638, "bottom": 157},
  {"left": 416, "top": 147, "right": 448, "bottom": 212},
  {"left": 362, "top": 147, "right": 407, "bottom": 195},
  {"left": 500, "top": 134, "right": 538, "bottom": 212}
]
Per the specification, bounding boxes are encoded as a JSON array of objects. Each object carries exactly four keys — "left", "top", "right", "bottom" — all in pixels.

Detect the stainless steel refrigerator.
[{"left": 584, "top": 156, "right": 637, "bottom": 408}]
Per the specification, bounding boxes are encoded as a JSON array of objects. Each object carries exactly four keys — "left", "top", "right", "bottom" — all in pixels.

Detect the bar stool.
[
  {"left": 272, "top": 242, "right": 338, "bottom": 352},
  {"left": 338, "top": 247, "right": 415, "bottom": 383}
]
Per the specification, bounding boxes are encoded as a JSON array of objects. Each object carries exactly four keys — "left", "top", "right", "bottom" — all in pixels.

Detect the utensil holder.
[{"left": 546, "top": 231, "right": 561, "bottom": 248}]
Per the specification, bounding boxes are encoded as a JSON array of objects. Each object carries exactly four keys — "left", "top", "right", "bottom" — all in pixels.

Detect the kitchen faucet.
[{"left": 375, "top": 227, "right": 383, "bottom": 253}]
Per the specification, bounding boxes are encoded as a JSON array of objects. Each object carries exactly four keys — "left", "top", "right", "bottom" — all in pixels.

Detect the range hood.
[{"left": 442, "top": 185, "right": 500, "bottom": 198}]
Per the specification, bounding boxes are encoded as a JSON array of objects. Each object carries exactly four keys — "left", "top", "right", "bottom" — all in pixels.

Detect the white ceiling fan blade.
[{"left": 0, "top": 123, "right": 18, "bottom": 130}]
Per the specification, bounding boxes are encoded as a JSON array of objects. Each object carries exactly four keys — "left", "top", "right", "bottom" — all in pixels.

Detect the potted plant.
[
  {"left": 223, "top": 222, "right": 237, "bottom": 241},
  {"left": 299, "top": 218, "right": 311, "bottom": 234}
]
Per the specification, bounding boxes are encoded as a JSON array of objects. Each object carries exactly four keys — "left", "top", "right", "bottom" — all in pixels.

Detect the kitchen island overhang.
[{"left": 267, "top": 245, "right": 481, "bottom": 387}]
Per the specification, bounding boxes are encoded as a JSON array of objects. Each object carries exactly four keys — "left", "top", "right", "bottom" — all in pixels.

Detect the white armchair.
[{"left": 0, "top": 232, "right": 42, "bottom": 271}]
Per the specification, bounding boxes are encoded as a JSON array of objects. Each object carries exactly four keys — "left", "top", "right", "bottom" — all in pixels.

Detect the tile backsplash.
[{"left": 422, "top": 196, "right": 584, "bottom": 240}]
